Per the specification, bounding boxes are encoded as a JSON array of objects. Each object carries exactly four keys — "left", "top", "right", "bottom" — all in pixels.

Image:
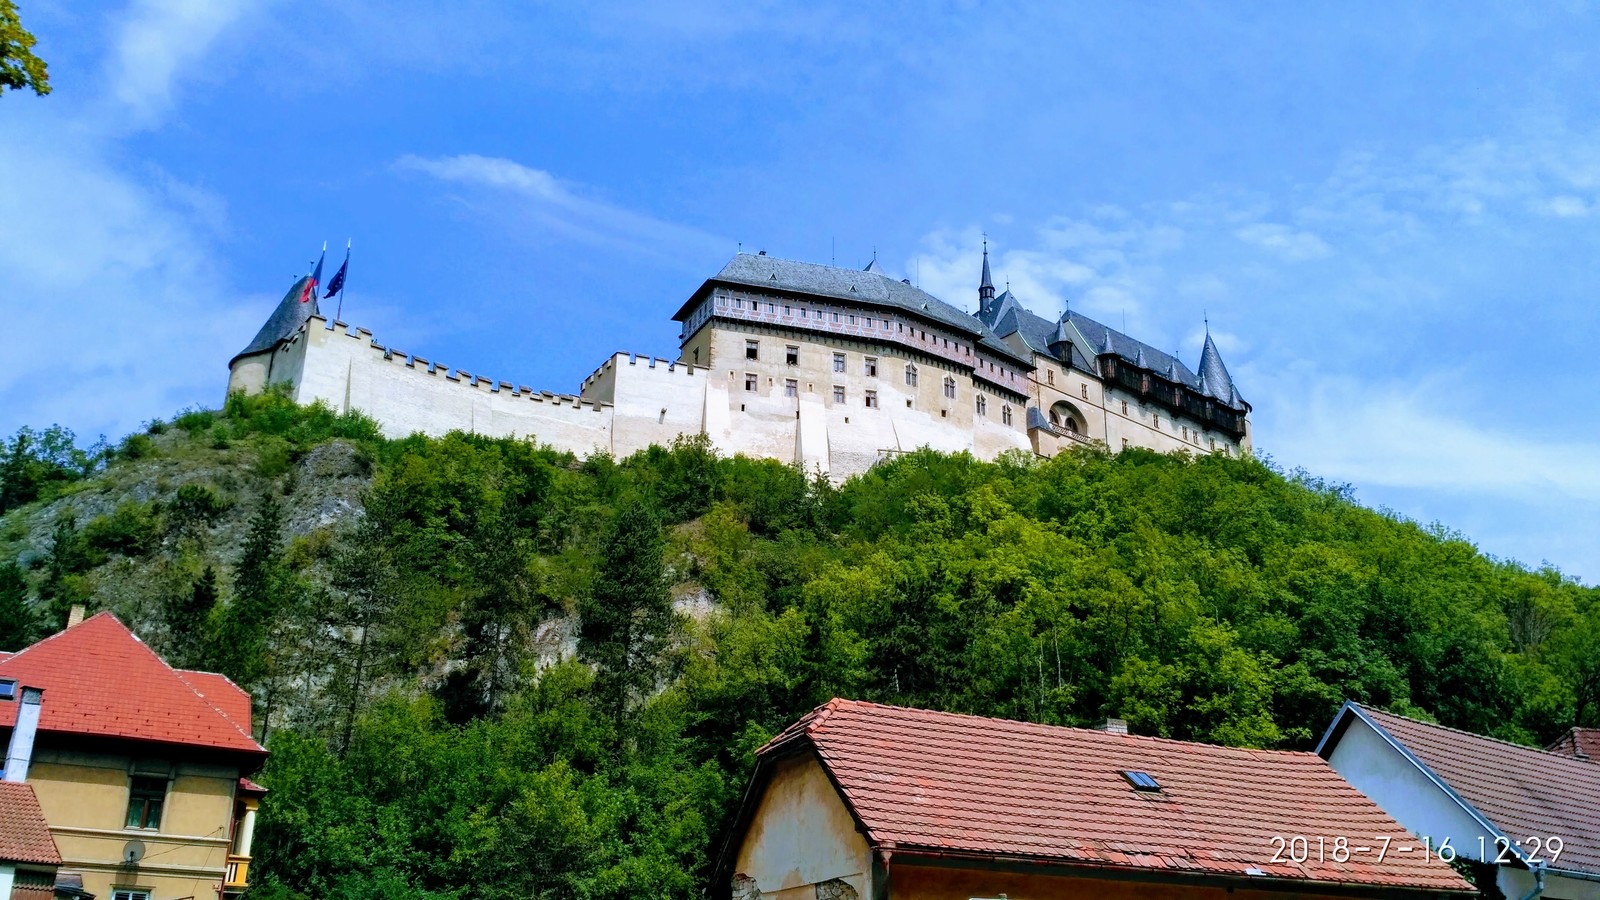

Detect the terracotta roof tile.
[
  {"left": 175, "top": 669, "right": 253, "bottom": 732},
  {"left": 0, "top": 613, "right": 264, "bottom": 757},
  {"left": 0, "top": 782, "right": 62, "bottom": 866},
  {"left": 1545, "top": 726, "right": 1600, "bottom": 762},
  {"left": 1356, "top": 705, "right": 1600, "bottom": 876},
  {"left": 765, "top": 699, "right": 1473, "bottom": 894}
]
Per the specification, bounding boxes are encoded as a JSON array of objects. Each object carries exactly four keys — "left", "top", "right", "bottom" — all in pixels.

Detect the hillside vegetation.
[{"left": 2, "top": 387, "right": 1596, "bottom": 898}]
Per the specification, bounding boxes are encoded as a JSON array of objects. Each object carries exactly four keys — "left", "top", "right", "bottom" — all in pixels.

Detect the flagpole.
[{"left": 335, "top": 238, "right": 350, "bottom": 322}]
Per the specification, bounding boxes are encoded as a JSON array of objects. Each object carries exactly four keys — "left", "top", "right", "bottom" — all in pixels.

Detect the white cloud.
[
  {"left": 1260, "top": 373, "right": 1600, "bottom": 502},
  {"left": 105, "top": 0, "right": 261, "bottom": 127},
  {"left": 1234, "top": 222, "right": 1332, "bottom": 261},
  {"left": 394, "top": 153, "right": 725, "bottom": 262},
  {"left": 1536, "top": 194, "right": 1591, "bottom": 217}
]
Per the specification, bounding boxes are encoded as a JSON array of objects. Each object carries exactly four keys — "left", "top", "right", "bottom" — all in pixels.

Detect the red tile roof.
[
  {"left": 757, "top": 699, "right": 1472, "bottom": 894},
  {"left": 1545, "top": 726, "right": 1600, "bottom": 761},
  {"left": 0, "top": 782, "right": 62, "bottom": 866},
  {"left": 1349, "top": 705, "right": 1600, "bottom": 876},
  {"left": 0, "top": 612, "right": 265, "bottom": 758},
  {"left": 175, "top": 668, "right": 253, "bottom": 733}
]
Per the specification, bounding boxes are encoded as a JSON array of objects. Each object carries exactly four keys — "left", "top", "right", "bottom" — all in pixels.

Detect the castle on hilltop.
[{"left": 226, "top": 248, "right": 1250, "bottom": 479}]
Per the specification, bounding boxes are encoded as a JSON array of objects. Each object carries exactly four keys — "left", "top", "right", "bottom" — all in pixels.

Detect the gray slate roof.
[
  {"left": 682, "top": 253, "right": 1031, "bottom": 367},
  {"left": 980, "top": 288, "right": 1247, "bottom": 412},
  {"left": 232, "top": 276, "right": 319, "bottom": 364}
]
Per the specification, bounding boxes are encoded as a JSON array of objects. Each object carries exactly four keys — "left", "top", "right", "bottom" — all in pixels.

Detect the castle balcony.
[{"left": 1027, "top": 407, "right": 1093, "bottom": 444}]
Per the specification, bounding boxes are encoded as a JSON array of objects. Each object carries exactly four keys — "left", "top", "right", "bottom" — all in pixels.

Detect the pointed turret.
[
  {"left": 1102, "top": 327, "right": 1116, "bottom": 356},
  {"left": 978, "top": 239, "right": 996, "bottom": 310},
  {"left": 1197, "top": 331, "right": 1241, "bottom": 406},
  {"left": 1048, "top": 316, "right": 1073, "bottom": 358},
  {"left": 231, "top": 275, "right": 320, "bottom": 366},
  {"left": 1135, "top": 346, "right": 1147, "bottom": 368},
  {"left": 863, "top": 254, "right": 882, "bottom": 274}
]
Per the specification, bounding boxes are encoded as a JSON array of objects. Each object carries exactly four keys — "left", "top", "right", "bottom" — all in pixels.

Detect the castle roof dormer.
[
  {"left": 1197, "top": 331, "right": 1244, "bottom": 406},
  {"left": 231, "top": 275, "right": 320, "bottom": 366}
]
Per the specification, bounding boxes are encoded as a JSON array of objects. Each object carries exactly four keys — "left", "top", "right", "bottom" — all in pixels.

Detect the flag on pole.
[
  {"left": 324, "top": 240, "right": 349, "bottom": 300},
  {"left": 300, "top": 244, "right": 326, "bottom": 303}
]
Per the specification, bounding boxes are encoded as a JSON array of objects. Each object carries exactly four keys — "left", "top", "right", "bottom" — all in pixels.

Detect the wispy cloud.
[
  {"left": 104, "top": 0, "right": 262, "bottom": 128},
  {"left": 394, "top": 153, "right": 725, "bottom": 263},
  {"left": 1234, "top": 223, "right": 1332, "bottom": 261}
]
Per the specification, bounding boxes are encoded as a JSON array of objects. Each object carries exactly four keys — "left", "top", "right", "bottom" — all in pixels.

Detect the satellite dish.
[{"left": 122, "top": 839, "right": 146, "bottom": 864}]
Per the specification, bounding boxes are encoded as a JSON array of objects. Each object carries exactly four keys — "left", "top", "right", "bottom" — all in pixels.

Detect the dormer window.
[{"left": 1122, "top": 770, "right": 1161, "bottom": 792}]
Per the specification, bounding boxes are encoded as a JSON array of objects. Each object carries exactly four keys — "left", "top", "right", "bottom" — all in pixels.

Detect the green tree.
[
  {"left": 212, "top": 493, "right": 287, "bottom": 684},
  {"left": 37, "top": 513, "right": 89, "bottom": 628},
  {"left": 0, "top": 561, "right": 34, "bottom": 650},
  {"left": 164, "top": 565, "right": 219, "bottom": 669},
  {"left": 0, "top": 0, "right": 49, "bottom": 97},
  {"left": 578, "top": 502, "right": 675, "bottom": 733}
]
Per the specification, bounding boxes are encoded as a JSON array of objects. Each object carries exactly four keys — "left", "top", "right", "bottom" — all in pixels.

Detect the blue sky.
[{"left": 2, "top": 1, "right": 1599, "bottom": 581}]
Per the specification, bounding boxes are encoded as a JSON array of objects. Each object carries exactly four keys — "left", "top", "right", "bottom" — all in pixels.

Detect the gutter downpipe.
[{"left": 1520, "top": 863, "right": 1546, "bottom": 900}]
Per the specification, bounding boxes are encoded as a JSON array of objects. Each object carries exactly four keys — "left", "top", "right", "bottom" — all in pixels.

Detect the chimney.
[
  {"left": 3, "top": 685, "right": 43, "bottom": 782},
  {"left": 1096, "top": 717, "right": 1129, "bottom": 735},
  {"left": 66, "top": 605, "right": 85, "bottom": 629}
]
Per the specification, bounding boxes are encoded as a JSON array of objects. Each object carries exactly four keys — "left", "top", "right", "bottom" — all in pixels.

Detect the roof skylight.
[{"left": 1122, "top": 770, "right": 1161, "bottom": 792}]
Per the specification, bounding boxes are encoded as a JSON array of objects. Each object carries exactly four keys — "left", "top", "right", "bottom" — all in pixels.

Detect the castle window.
[
  {"left": 943, "top": 376, "right": 956, "bottom": 399},
  {"left": 906, "top": 398, "right": 913, "bottom": 409},
  {"left": 786, "top": 345, "right": 799, "bottom": 366},
  {"left": 126, "top": 775, "right": 167, "bottom": 830},
  {"left": 1122, "top": 438, "right": 1130, "bottom": 449},
  {"left": 744, "top": 373, "right": 757, "bottom": 392},
  {"left": 1153, "top": 415, "right": 1160, "bottom": 430},
  {"left": 800, "top": 308, "right": 807, "bottom": 318},
  {"left": 784, "top": 379, "right": 797, "bottom": 397},
  {"left": 1081, "top": 383, "right": 1089, "bottom": 400},
  {"left": 833, "top": 385, "right": 845, "bottom": 404},
  {"left": 832, "top": 312, "right": 840, "bottom": 323},
  {"left": 1209, "top": 437, "right": 1216, "bottom": 450},
  {"left": 849, "top": 315, "right": 856, "bottom": 324},
  {"left": 976, "top": 394, "right": 988, "bottom": 417},
  {"left": 1121, "top": 400, "right": 1129, "bottom": 415},
  {"left": 833, "top": 352, "right": 846, "bottom": 373},
  {"left": 767, "top": 303, "right": 774, "bottom": 313},
  {"left": 692, "top": 348, "right": 699, "bottom": 365},
  {"left": 1047, "top": 370, "right": 1054, "bottom": 385},
  {"left": 745, "top": 340, "right": 759, "bottom": 361},
  {"left": 785, "top": 305, "right": 791, "bottom": 315},
  {"left": 905, "top": 364, "right": 918, "bottom": 387},
  {"left": 1182, "top": 426, "right": 1189, "bottom": 440},
  {"left": 736, "top": 298, "right": 745, "bottom": 309},
  {"left": 1002, "top": 404, "right": 1013, "bottom": 426},
  {"left": 864, "top": 357, "right": 878, "bottom": 377},
  {"left": 865, "top": 390, "right": 879, "bottom": 408}
]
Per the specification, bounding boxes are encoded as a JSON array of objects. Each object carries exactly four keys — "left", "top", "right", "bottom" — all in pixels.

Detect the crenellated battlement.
[
  {"left": 580, "top": 351, "right": 707, "bottom": 394},
  {"left": 299, "top": 315, "right": 607, "bottom": 411}
]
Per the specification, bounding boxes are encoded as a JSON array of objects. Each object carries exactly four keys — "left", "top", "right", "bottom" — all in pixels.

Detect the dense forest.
[{"left": 1, "top": 387, "right": 1596, "bottom": 898}]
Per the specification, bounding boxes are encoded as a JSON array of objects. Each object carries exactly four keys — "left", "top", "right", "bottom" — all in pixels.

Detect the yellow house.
[
  {"left": 717, "top": 699, "right": 1474, "bottom": 900},
  {"left": 0, "top": 611, "right": 267, "bottom": 900}
]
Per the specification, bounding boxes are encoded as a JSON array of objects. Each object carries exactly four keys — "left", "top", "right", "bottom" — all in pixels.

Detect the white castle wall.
[{"left": 226, "top": 315, "right": 1061, "bottom": 481}]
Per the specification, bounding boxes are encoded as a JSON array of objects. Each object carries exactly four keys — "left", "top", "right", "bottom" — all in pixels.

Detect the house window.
[
  {"left": 113, "top": 892, "right": 152, "bottom": 900},
  {"left": 833, "top": 352, "right": 846, "bottom": 373},
  {"left": 905, "top": 364, "right": 918, "bottom": 387},
  {"left": 865, "top": 390, "right": 879, "bottom": 408},
  {"left": 786, "top": 345, "right": 799, "bottom": 366},
  {"left": 1002, "top": 404, "right": 1013, "bottom": 426},
  {"left": 976, "top": 394, "right": 987, "bottom": 417},
  {"left": 744, "top": 373, "right": 757, "bottom": 392},
  {"left": 943, "top": 376, "right": 956, "bottom": 399},
  {"left": 864, "top": 357, "right": 878, "bottom": 377},
  {"left": 126, "top": 776, "right": 167, "bottom": 830},
  {"left": 745, "top": 340, "right": 759, "bottom": 361},
  {"left": 784, "top": 379, "right": 798, "bottom": 397},
  {"left": 1047, "top": 370, "right": 1054, "bottom": 385},
  {"left": 833, "top": 385, "right": 845, "bottom": 403}
]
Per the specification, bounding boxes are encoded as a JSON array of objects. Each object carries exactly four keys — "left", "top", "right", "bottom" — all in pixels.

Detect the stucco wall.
[
  {"left": 27, "top": 746, "right": 239, "bottom": 900},
  {"left": 733, "top": 752, "right": 870, "bottom": 899}
]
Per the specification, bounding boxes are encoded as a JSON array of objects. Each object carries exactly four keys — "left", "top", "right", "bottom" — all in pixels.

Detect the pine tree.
[
  {"left": 0, "top": 561, "right": 34, "bottom": 651},
  {"left": 165, "top": 565, "right": 219, "bottom": 669},
  {"left": 37, "top": 513, "right": 88, "bottom": 628},
  {"left": 577, "top": 502, "right": 675, "bottom": 733},
  {"left": 212, "top": 493, "right": 285, "bottom": 684}
]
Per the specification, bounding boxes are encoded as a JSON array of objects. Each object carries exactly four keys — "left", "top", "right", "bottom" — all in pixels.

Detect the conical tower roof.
[
  {"left": 1198, "top": 332, "right": 1240, "bottom": 404},
  {"left": 231, "top": 276, "right": 319, "bottom": 365}
]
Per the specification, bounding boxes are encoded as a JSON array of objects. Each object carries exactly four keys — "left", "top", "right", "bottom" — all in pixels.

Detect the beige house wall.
[
  {"left": 732, "top": 752, "right": 870, "bottom": 900},
  {"left": 27, "top": 747, "right": 239, "bottom": 900}
]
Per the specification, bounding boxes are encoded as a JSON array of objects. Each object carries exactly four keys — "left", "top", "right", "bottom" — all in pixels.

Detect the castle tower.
[
  {"left": 978, "top": 239, "right": 996, "bottom": 313},
  {"left": 1196, "top": 329, "right": 1243, "bottom": 404},
  {"left": 227, "top": 275, "right": 319, "bottom": 396}
]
